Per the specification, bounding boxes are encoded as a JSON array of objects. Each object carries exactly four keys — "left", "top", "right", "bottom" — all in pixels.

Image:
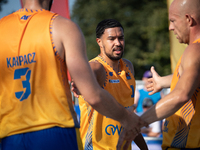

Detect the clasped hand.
[{"left": 117, "top": 106, "right": 148, "bottom": 150}]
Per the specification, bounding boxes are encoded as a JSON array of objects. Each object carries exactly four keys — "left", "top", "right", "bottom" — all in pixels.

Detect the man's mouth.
[
  {"left": 113, "top": 48, "right": 122, "bottom": 54},
  {"left": 113, "top": 47, "right": 122, "bottom": 51}
]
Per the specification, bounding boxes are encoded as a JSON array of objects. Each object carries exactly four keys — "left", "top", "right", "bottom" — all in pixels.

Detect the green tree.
[
  {"left": 0, "top": 0, "right": 7, "bottom": 11},
  {"left": 71, "top": 0, "right": 171, "bottom": 79}
]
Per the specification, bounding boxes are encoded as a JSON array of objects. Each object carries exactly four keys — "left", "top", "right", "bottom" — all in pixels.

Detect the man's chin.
[
  {"left": 111, "top": 56, "right": 122, "bottom": 61},
  {"left": 178, "top": 39, "right": 186, "bottom": 44}
]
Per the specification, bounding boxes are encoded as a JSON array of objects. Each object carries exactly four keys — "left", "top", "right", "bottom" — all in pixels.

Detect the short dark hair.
[
  {"left": 142, "top": 98, "right": 153, "bottom": 108},
  {"left": 96, "top": 19, "right": 124, "bottom": 38}
]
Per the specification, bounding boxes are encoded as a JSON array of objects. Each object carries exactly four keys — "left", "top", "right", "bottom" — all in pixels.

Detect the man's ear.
[
  {"left": 96, "top": 38, "right": 103, "bottom": 48},
  {"left": 186, "top": 14, "right": 196, "bottom": 26}
]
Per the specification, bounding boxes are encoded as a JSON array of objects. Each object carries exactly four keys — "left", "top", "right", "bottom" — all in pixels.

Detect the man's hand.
[
  {"left": 146, "top": 66, "right": 163, "bottom": 95},
  {"left": 117, "top": 128, "right": 139, "bottom": 150},
  {"left": 127, "top": 104, "right": 137, "bottom": 112},
  {"left": 117, "top": 111, "right": 148, "bottom": 150},
  {"left": 71, "top": 80, "right": 81, "bottom": 98}
]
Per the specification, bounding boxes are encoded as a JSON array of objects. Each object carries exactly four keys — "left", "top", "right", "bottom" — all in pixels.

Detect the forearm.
[
  {"left": 141, "top": 128, "right": 151, "bottom": 134},
  {"left": 140, "top": 90, "right": 187, "bottom": 126},
  {"left": 159, "top": 74, "right": 173, "bottom": 88},
  {"left": 134, "top": 133, "right": 148, "bottom": 150},
  {"left": 88, "top": 88, "right": 132, "bottom": 125}
]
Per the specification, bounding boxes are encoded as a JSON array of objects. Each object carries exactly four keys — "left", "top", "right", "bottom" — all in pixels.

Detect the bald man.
[
  {"left": 118, "top": 0, "right": 200, "bottom": 149},
  {"left": 0, "top": 0, "right": 141, "bottom": 150}
]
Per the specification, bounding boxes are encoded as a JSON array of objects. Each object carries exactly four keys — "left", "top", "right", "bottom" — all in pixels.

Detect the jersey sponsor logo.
[
  {"left": 7, "top": 52, "right": 36, "bottom": 68},
  {"left": 20, "top": 15, "right": 31, "bottom": 20},
  {"left": 163, "top": 120, "right": 169, "bottom": 133},
  {"left": 109, "top": 79, "right": 120, "bottom": 83},
  {"left": 105, "top": 124, "right": 123, "bottom": 135}
]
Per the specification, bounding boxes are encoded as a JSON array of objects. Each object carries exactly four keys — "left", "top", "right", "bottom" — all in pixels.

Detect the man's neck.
[
  {"left": 23, "top": 0, "right": 49, "bottom": 10},
  {"left": 189, "top": 26, "right": 200, "bottom": 44}
]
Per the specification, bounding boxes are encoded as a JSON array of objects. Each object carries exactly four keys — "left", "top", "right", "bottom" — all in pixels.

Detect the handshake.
[{"left": 116, "top": 104, "right": 149, "bottom": 150}]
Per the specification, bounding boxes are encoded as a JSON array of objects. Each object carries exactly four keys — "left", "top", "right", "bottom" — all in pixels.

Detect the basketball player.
[{"left": 0, "top": 0, "right": 143, "bottom": 149}]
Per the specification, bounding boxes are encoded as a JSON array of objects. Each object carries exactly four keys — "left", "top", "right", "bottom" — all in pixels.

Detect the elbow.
[
  {"left": 88, "top": 99, "right": 100, "bottom": 108},
  {"left": 85, "top": 96, "right": 102, "bottom": 109},
  {"left": 176, "top": 91, "right": 191, "bottom": 106},
  {"left": 80, "top": 88, "right": 103, "bottom": 108}
]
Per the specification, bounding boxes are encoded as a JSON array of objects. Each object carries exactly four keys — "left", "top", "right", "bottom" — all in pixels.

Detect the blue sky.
[{"left": 0, "top": 0, "right": 75, "bottom": 19}]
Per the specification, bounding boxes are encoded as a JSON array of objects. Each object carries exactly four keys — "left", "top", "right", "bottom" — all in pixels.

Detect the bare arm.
[
  {"left": 52, "top": 16, "right": 140, "bottom": 130},
  {"left": 141, "top": 43, "right": 200, "bottom": 125},
  {"left": 134, "top": 90, "right": 140, "bottom": 107},
  {"left": 89, "top": 61, "right": 106, "bottom": 87},
  {"left": 134, "top": 134, "right": 148, "bottom": 150},
  {"left": 147, "top": 66, "right": 173, "bottom": 95},
  {"left": 71, "top": 61, "right": 105, "bottom": 97}
]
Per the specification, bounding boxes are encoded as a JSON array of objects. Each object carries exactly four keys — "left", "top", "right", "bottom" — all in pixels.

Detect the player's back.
[{"left": 0, "top": 9, "right": 77, "bottom": 138}]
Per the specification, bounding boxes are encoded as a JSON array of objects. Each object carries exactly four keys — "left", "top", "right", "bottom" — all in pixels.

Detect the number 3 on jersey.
[{"left": 14, "top": 67, "right": 31, "bottom": 101}]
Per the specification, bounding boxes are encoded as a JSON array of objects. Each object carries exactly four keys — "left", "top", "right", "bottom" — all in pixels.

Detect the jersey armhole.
[{"left": 49, "top": 14, "right": 64, "bottom": 62}]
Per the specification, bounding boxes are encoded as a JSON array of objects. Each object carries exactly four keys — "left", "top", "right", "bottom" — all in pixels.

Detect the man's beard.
[{"left": 105, "top": 50, "right": 124, "bottom": 61}]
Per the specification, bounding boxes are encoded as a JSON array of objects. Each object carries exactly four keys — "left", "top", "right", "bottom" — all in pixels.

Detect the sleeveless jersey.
[
  {"left": 0, "top": 9, "right": 78, "bottom": 138},
  {"left": 162, "top": 39, "right": 200, "bottom": 150},
  {"left": 79, "top": 56, "right": 136, "bottom": 150}
]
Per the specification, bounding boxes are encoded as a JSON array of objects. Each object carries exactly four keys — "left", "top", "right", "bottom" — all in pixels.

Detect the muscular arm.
[
  {"left": 134, "top": 90, "right": 140, "bottom": 107},
  {"left": 158, "top": 74, "right": 173, "bottom": 89},
  {"left": 134, "top": 134, "right": 148, "bottom": 150},
  {"left": 89, "top": 61, "right": 106, "bottom": 87},
  {"left": 140, "top": 44, "right": 200, "bottom": 125},
  {"left": 52, "top": 16, "right": 139, "bottom": 129},
  {"left": 147, "top": 67, "right": 173, "bottom": 95}
]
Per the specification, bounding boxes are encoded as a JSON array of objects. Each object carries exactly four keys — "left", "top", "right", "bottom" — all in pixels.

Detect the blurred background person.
[{"left": 135, "top": 70, "right": 164, "bottom": 113}]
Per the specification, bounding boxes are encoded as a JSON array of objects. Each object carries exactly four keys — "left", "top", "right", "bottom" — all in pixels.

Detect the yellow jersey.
[
  {"left": 162, "top": 39, "right": 200, "bottom": 149},
  {"left": 0, "top": 9, "right": 78, "bottom": 138},
  {"left": 79, "top": 56, "right": 135, "bottom": 150}
]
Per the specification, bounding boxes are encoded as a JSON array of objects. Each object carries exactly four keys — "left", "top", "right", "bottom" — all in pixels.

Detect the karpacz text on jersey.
[{"left": 7, "top": 52, "right": 36, "bottom": 68}]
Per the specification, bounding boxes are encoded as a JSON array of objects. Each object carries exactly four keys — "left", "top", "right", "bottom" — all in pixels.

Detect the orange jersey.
[
  {"left": 0, "top": 9, "right": 78, "bottom": 138},
  {"left": 162, "top": 39, "right": 200, "bottom": 149},
  {"left": 79, "top": 56, "right": 135, "bottom": 150}
]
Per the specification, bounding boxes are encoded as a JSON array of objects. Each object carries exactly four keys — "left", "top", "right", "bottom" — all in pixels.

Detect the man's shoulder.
[
  {"left": 89, "top": 60, "right": 105, "bottom": 73},
  {"left": 122, "top": 58, "right": 132, "bottom": 66},
  {"left": 89, "top": 59, "right": 106, "bottom": 86},
  {"left": 53, "top": 15, "right": 75, "bottom": 26},
  {"left": 185, "top": 42, "right": 200, "bottom": 53},
  {"left": 122, "top": 58, "right": 134, "bottom": 74},
  {"left": 182, "top": 42, "right": 200, "bottom": 64}
]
